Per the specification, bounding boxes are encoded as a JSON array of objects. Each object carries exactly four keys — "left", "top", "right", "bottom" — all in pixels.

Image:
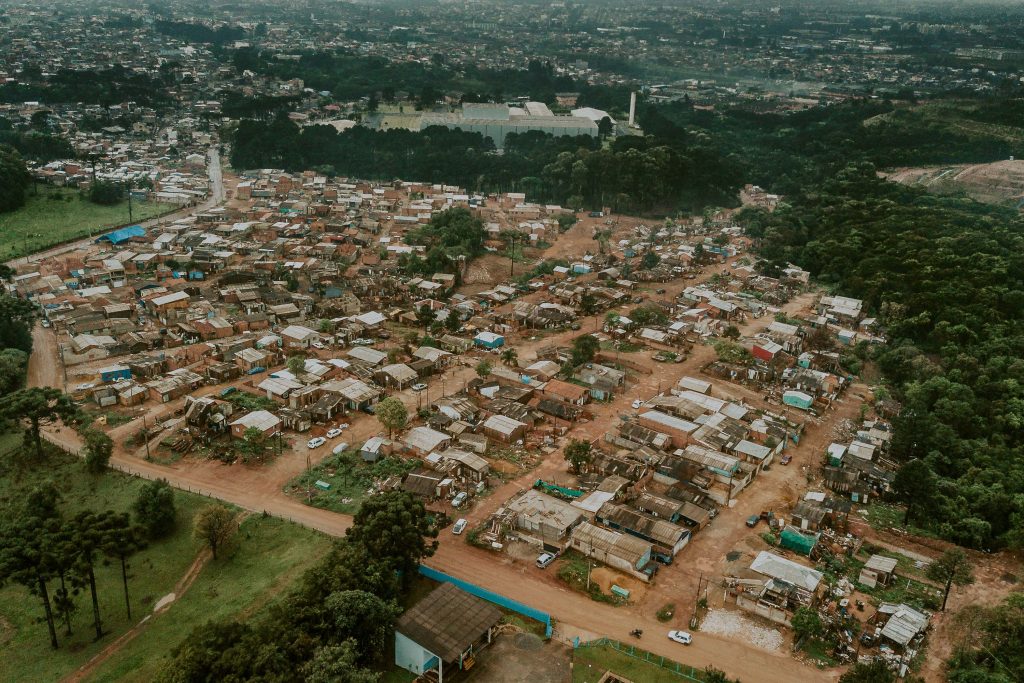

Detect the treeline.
[
  {"left": 647, "top": 97, "right": 1024, "bottom": 197},
  {"left": 0, "top": 66, "right": 171, "bottom": 108},
  {"left": 0, "top": 146, "right": 31, "bottom": 214},
  {"left": 157, "top": 492, "right": 437, "bottom": 681},
  {"left": 746, "top": 163, "right": 1024, "bottom": 550},
  {"left": 231, "top": 49, "right": 631, "bottom": 111},
  {"left": 230, "top": 118, "right": 741, "bottom": 212},
  {"left": 154, "top": 20, "right": 246, "bottom": 45},
  {"left": 0, "top": 119, "right": 74, "bottom": 163}
]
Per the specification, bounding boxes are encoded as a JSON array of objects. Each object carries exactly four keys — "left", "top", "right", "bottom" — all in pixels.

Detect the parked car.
[
  {"left": 451, "top": 491, "right": 468, "bottom": 508},
  {"left": 332, "top": 442, "right": 349, "bottom": 455},
  {"left": 311, "top": 341, "right": 325, "bottom": 350},
  {"left": 326, "top": 428, "right": 342, "bottom": 439},
  {"left": 219, "top": 387, "right": 237, "bottom": 397},
  {"left": 411, "top": 383, "right": 428, "bottom": 392},
  {"left": 631, "top": 399, "right": 643, "bottom": 409},
  {"left": 306, "top": 437, "right": 326, "bottom": 449},
  {"left": 336, "top": 423, "right": 350, "bottom": 430},
  {"left": 746, "top": 514, "right": 760, "bottom": 528},
  {"left": 668, "top": 630, "right": 692, "bottom": 645},
  {"left": 536, "top": 552, "right": 556, "bottom": 569},
  {"left": 246, "top": 366, "right": 265, "bottom": 375},
  {"left": 352, "top": 338, "right": 375, "bottom": 346},
  {"left": 780, "top": 454, "right": 792, "bottom": 465},
  {"left": 452, "top": 518, "right": 468, "bottom": 535}
]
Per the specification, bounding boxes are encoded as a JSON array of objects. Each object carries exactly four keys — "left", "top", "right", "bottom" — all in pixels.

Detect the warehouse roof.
[{"left": 396, "top": 583, "right": 501, "bottom": 663}]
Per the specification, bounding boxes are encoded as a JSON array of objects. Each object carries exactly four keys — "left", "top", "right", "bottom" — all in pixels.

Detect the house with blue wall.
[
  {"left": 395, "top": 582, "right": 502, "bottom": 681},
  {"left": 473, "top": 331, "right": 505, "bottom": 349}
]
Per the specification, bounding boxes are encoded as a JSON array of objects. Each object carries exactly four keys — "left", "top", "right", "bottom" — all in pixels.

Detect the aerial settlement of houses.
[{"left": 8, "top": 164, "right": 929, "bottom": 678}]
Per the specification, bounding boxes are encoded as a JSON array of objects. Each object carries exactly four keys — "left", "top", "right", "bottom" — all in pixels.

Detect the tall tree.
[
  {"left": 82, "top": 428, "right": 114, "bottom": 475},
  {"left": 0, "top": 347, "right": 29, "bottom": 394},
  {"left": 927, "top": 548, "right": 975, "bottom": 611},
  {"left": 892, "top": 459, "right": 937, "bottom": 526},
  {"left": 0, "top": 387, "right": 79, "bottom": 460},
  {"left": 0, "top": 295, "right": 35, "bottom": 354},
  {"left": 133, "top": 478, "right": 177, "bottom": 539},
  {"left": 374, "top": 397, "right": 408, "bottom": 438},
  {"left": 323, "top": 590, "right": 401, "bottom": 658},
  {"left": 345, "top": 491, "right": 437, "bottom": 582},
  {"left": 570, "top": 334, "right": 600, "bottom": 367},
  {"left": 0, "top": 484, "right": 66, "bottom": 648},
  {"left": 70, "top": 510, "right": 110, "bottom": 640},
  {"left": 194, "top": 504, "right": 237, "bottom": 561},
  {"left": 100, "top": 513, "right": 145, "bottom": 620}
]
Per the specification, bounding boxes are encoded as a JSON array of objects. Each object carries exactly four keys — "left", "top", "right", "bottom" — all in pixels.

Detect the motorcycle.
[{"left": 629, "top": 628, "right": 643, "bottom": 638}]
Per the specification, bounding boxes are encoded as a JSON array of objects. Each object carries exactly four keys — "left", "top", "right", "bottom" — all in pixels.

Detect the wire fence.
[{"left": 575, "top": 638, "right": 705, "bottom": 682}]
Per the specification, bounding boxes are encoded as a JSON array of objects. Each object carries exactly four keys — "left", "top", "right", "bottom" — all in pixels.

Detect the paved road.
[{"left": 5, "top": 147, "right": 225, "bottom": 269}]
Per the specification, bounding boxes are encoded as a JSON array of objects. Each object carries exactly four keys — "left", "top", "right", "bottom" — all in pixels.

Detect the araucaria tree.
[
  {"left": 133, "top": 479, "right": 177, "bottom": 539},
  {"left": 0, "top": 387, "right": 79, "bottom": 460},
  {"left": 927, "top": 548, "right": 975, "bottom": 611},
  {"left": 0, "top": 484, "right": 66, "bottom": 649}
]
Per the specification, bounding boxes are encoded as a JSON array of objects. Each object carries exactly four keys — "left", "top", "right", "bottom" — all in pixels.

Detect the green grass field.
[
  {"left": 572, "top": 642, "right": 707, "bottom": 683},
  {"left": 0, "top": 187, "right": 176, "bottom": 260},
  {"left": 0, "top": 434, "right": 332, "bottom": 683}
]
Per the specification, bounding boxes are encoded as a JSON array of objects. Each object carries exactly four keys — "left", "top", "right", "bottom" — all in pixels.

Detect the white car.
[
  {"left": 352, "top": 338, "right": 375, "bottom": 346},
  {"left": 306, "top": 437, "right": 326, "bottom": 449},
  {"left": 452, "top": 518, "right": 468, "bottom": 535},
  {"left": 452, "top": 492, "right": 468, "bottom": 508},
  {"left": 411, "top": 383, "right": 428, "bottom": 392},
  {"left": 631, "top": 399, "right": 643, "bottom": 409},
  {"left": 336, "top": 423, "right": 350, "bottom": 430},
  {"left": 326, "top": 428, "right": 342, "bottom": 439},
  {"left": 311, "top": 341, "right": 325, "bottom": 350},
  {"left": 536, "top": 552, "right": 556, "bottom": 569},
  {"left": 668, "top": 630, "right": 692, "bottom": 645}
]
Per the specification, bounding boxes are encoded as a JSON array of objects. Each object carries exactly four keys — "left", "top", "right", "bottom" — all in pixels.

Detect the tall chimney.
[{"left": 628, "top": 91, "right": 637, "bottom": 127}]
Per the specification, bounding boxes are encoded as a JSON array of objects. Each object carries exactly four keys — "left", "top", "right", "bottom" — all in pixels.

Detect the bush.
[
  {"left": 88, "top": 179, "right": 123, "bottom": 205},
  {"left": 656, "top": 602, "right": 676, "bottom": 622}
]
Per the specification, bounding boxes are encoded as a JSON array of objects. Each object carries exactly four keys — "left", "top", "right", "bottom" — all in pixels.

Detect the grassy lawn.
[
  {"left": 89, "top": 515, "right": 331, "bottom": 683},
  {"left": 0, "top": 187, "right": 176, "bottom": 260},
  {"left": 573, "top": 643, "right": 707, "bottom": 683},
  {"left": 0, "top": 433, "right": 331, "bottom": 683},
  {"left": 863, "top": 503, "right": 939, "bottom": 539}
]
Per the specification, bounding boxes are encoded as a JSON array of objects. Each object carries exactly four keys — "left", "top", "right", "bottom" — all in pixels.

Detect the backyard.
[{"left": 0, "top": 187, "right": 175, "bottom": 260}]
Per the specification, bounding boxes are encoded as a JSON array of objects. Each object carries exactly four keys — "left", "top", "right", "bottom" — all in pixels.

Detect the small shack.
[
  {"left": 395, "top": 582, "right": 502, "bottom": 681},
  {"left": 859, "top": 554, "right": 898, "bottom": 589}
]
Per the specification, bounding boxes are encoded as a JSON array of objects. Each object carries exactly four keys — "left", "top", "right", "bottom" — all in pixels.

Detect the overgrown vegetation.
[
  {"left": 287, "top": 450, "right": 417, "bottom": 514},
  {"left": 750, "top": 162, "right": 1024, "bottom": 551}
]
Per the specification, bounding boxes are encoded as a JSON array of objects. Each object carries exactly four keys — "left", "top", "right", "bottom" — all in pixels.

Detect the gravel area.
[{"left": 701, "top": 610, "right": 785, "bottom": 651}]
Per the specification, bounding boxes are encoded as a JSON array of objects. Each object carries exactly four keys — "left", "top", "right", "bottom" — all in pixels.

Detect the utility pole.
[
  {"left": 126, "top": 179, "right": 133, "bottom": 223},
  {"left": 142, "top": 414, "right": 151, "bottom": 459}
]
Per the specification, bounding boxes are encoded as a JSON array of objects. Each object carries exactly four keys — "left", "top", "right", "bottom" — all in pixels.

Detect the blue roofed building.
[{"left": 95, "top": 225, "right": 146, "bottom": 245}]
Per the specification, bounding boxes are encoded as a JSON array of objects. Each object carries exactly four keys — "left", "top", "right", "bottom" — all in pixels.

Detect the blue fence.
[{"left": 418, "top": 565, "right": 553, "bottom": 638}]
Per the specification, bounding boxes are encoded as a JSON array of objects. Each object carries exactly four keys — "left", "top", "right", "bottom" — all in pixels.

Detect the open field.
[
  {"left": 88, "top": 514, "right": 331, "bottom": 683},
  {"left": 0, "top": 187, "right": 174, "bottom": 260},
  {"left": 0, "top": 435, "right": 330, "bottom": 683},
  {"left": 884, "top": 159, "right": 1024, "bottom": 207}
]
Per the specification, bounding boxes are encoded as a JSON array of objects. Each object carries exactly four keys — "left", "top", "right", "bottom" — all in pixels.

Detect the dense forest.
[
  {"left": 231, "top": 49, "right": 632, "bottom": 112},
  {"left": 745, "top": 164, "right": 1024, "bottom": 550},
  {"left": 0, "top": 65, "right": 172, "bottom": 108},
  {"left": 647, "top": 98, "right": 1024, "bottom": 197},
  {"left": 229, "top": 117, "right": 741, "bottom": 213}
]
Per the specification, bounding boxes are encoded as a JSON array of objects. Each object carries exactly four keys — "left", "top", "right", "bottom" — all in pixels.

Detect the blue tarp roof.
[{"left": 95, "top": 225, "right": 145, "bottom": 244}]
